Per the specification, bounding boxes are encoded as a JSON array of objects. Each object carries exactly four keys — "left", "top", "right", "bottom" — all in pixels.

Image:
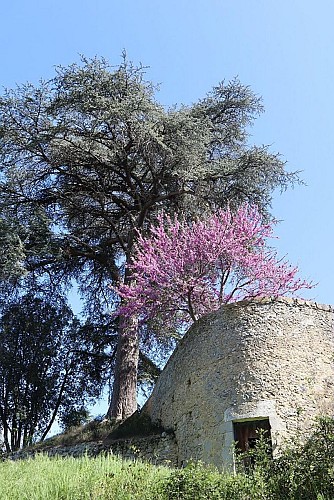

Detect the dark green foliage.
[
  {"left": 229, "top": 417, "right": 334, "bottom": 500},
  {"left": 0, "top": 291, "right": 106, "bottom": 452},
  {"left": 254, "top": 417, "right": 334, "bottom": 499},
  {"left": 0, "top": 216, "right": 26, "bottom": 281},
  {"left": 60, "top": 407, "right": 91, "bottom": 432},
  {"left": 161, "top": 462, "right": 267, "bottom": 500}
]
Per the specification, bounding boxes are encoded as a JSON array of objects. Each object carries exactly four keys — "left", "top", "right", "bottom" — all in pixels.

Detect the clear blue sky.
[{"left": 1, "top": 0, "right": 333, "bottom": 307}]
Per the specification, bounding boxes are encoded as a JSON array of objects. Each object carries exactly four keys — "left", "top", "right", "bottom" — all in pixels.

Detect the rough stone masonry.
[{"left": 143, "top": 297, "right": 334, "bottom": 469}]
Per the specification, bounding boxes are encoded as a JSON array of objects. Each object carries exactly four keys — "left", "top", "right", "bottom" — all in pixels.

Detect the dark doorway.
[{"left": 233, "top": 418, "right": 272, "bottom": 467}]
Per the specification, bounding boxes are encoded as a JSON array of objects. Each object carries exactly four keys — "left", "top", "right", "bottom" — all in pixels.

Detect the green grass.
[
  {"left": 1, "top": 449, "right": 334, "bottom": 500},
  {"left": 0, "top": 453, "right": 170, "bottom": 500},
  {"left": 2, "top": 418, "right": 334, "bottom": 499}
]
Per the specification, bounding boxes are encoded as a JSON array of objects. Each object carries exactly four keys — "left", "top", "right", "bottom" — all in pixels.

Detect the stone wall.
[
  {"left": 7, "top": 298, "right": 334, "bottom": 470},
  {"left": 143, "top": 297, "right": 334, "bottom": 469},
  {"left": 7, "top": 433, "right": 178, "bottom": 467},
  {"left": 109, "top": 434, "right": 178, "bottom": 466}
]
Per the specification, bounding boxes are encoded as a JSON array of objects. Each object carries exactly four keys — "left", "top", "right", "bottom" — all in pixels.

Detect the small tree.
[
  {"left": 0, "top": 293, "right": 105, "bottom": 452},
  {"left": 116, "top": 205, "right": 312, "bottom": 332}
]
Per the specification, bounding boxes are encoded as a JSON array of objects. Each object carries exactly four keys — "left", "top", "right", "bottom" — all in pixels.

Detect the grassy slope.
[
  {"left": 34, "top": 419, "right": 117, "bottom": 449},
  {"left": 2, "top": 418, "right": 334, "bottom": 499},
  {"left": 0, "top": 454, "right": 170, "bottom": 500}
]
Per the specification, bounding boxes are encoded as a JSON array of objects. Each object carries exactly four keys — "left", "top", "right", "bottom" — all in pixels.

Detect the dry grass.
[{"left": 34, "top": 418, "right": 117, "bottom": 450}]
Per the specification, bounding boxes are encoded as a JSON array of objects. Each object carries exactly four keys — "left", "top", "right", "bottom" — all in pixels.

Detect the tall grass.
[
  {"left": 1, "top": 418, "right": 334, "bottom": 499},
  {"left": 0, "top": 453, "right": 169, "bottom": 500},
  {"left": 0, "top": 454, "right": 265, "bottom": 500}
]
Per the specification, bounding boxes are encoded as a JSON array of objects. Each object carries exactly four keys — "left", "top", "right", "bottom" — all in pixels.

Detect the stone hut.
[{"left": 143, "top": 297, "right": 334, "bottom": 469}]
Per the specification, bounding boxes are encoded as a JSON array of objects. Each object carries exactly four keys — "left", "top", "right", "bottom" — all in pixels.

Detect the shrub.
[
  {"left": 161, "top": 461, "right": 267, "bottom": 500},
  {"left": 243, "top": 417, "right": 334, "bottom": 500},
  {"left": 163, "top": 418, "right": 334, "bottom": 500}
]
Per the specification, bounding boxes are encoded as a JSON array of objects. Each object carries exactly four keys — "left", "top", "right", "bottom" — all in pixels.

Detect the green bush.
[
  {"left": 162, "top": 418, "right": 334, "bottom": 500},
  {"left": 275, "top": 417, "right": 334, "bottom": 499},
  {"left": 242, "top": 417, "right": 334, "bottom": 500},
  {"left": 161, "top": 461, "right": 267, "bottom": 500}
]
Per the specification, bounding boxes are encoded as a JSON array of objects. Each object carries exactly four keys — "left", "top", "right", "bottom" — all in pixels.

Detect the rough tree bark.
[{"left": 108, "top": 321, "right": 139, "bottom": 421}]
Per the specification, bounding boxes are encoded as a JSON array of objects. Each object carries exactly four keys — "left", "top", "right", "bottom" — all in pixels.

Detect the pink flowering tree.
[{"left": 115, "top": 204, "right": 312, "bottom": 332}]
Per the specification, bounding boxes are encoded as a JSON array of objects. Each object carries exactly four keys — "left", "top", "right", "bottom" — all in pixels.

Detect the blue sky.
[{"left": 1, "top": 1, "right": 332, "bottom": 303}]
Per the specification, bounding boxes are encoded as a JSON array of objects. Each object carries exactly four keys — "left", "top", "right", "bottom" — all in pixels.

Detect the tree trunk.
[
  {"left": 0, "top": 408, "right": 11, "bottom": 453},
  {"left": 40, "top": 367, "right": 70, "bottom": 441},
  {"left": 107, "top": 320, "right": 139, "bottom": 421}
]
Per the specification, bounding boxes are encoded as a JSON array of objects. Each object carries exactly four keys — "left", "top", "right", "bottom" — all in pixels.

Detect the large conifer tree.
[{"left": 0, "top": 56, "right": 297, "bottom": 420}]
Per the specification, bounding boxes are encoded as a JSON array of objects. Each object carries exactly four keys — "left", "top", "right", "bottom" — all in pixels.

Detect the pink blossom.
[{"left": 115, "top": 204, "right": 313, "bottom": 331}]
